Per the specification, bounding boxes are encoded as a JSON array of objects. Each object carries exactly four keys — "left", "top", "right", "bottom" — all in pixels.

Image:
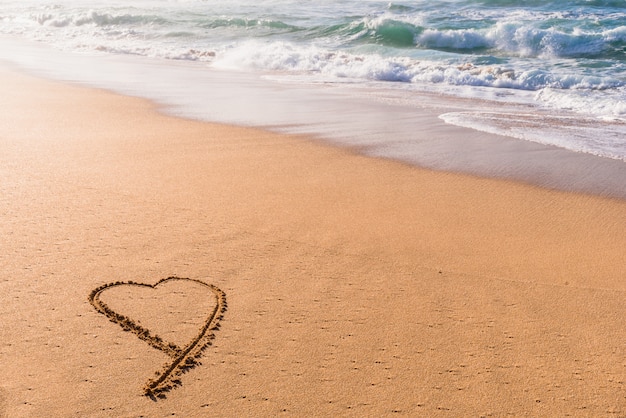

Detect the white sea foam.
[
  {"left": 440, "top": 112, "right": 626, "bottom": 161},
  {"left": 535, "top": 88, "right": 626, "bottom": 118},
  {"left": 214, "top": 40, "right": 624, "bottom": 95}
]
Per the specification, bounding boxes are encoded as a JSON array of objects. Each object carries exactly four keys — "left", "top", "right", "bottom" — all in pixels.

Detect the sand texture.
[{"left": 0, "top": 65, "right": 625, "bottom": 417}]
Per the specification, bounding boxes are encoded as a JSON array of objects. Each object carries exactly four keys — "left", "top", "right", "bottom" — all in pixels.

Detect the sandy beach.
[{"left": 1, "top": 63, "right": 625, "bottom": 416}]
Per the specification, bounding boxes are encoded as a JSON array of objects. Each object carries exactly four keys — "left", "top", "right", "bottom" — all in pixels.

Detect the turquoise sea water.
[{"left": 1, "top": 0, "right": 625, "bottom": 191}]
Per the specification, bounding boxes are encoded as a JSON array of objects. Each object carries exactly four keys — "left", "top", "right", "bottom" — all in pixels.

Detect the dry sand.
[{"left": 0, "top": 64, "right": 625, "bottom": 417}]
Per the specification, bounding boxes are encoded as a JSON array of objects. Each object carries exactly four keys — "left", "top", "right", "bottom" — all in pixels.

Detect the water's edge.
[{"left": 2, "top": 37, "right": 625, "bottom": 200}]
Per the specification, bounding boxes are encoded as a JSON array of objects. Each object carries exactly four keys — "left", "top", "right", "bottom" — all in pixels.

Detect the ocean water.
[{"left": 1, "top": 0, "right": 625, "bottom": 194}]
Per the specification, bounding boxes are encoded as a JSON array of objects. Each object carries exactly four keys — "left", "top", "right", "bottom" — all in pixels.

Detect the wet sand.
[{"left": 0, "top": 64, "right": 625, "bottom": 416}]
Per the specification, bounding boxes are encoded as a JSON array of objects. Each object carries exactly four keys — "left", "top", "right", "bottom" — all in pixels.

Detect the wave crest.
[
  {"left": 34, "top": 10, "right": 168, "bottom": 28},
  {"left": 214, "top": 40, "right": 624, "bottom": 92},
  {"left": 413, "top": 21, "right": 626, "bottom": 59},
  {"left": 200, "top": 17, "right": 300, "bottom": 32}
]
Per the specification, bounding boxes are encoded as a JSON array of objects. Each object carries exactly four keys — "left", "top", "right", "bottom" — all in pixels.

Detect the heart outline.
[{"left": 88, "top": 276, "right": 226, "bottom": 398}]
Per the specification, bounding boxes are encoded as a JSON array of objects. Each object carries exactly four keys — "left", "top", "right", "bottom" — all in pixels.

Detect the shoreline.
[
  {"left": 1, "top": 63, "right": 625, "bottom": 416},
  {"left": 1, "top": 36, "right": 626, "bottom": 200}
]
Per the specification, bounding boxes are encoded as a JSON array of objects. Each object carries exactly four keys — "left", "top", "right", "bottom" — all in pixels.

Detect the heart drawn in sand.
[{"left": 88, "top": 277, "right": 226, "bottom": 399}]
